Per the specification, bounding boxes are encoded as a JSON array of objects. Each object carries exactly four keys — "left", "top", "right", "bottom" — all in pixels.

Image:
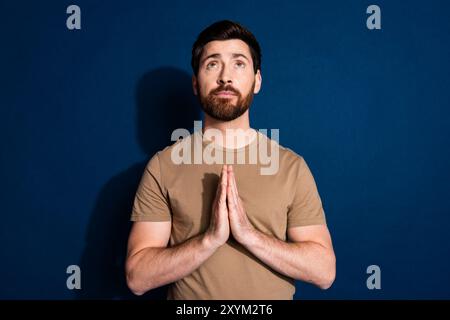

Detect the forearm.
[
  {"left": 126, "top": 233, "right": 218, "bottom": 295},
  {"left": 242, "top": 230, "right": 336, "bottom": 289}
]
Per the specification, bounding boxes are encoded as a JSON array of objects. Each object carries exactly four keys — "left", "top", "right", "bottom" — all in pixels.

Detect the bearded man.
[{"left": 125, "top": 20, "right": 335, "bottom": 300}]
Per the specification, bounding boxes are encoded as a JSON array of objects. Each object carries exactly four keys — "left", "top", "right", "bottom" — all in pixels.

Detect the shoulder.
[
  {"left": 257, "top": 131, "right": 306, "bottom": 171},
  {"left": 149, "top": 132, "right": 197, "bottom": 166}
]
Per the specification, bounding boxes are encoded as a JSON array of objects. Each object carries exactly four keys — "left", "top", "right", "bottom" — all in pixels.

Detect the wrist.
[
  {"left": 201, "top": 232, "right": 221, "bottom": 251},
  {"left": 238, "top": 227, "right": 259, "bottom": 248}
]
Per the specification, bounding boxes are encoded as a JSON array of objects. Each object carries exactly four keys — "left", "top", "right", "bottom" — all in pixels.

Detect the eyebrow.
[
  {"left": 232, "top": 53, "right": 250, "bottom": 62},
  {"left": 201, "top": 53, "right": 250, "bottom": 65}
]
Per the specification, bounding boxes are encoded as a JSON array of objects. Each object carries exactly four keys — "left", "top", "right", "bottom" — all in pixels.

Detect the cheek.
[
  {"left": 238, "top": 78, "right": 254, "bottom": 93},
  {"left": 198, "top": 74, "right": 215, "bottom": 95},
  {"left": 201, "top": 83, "right": 213, "bottom": 96}
]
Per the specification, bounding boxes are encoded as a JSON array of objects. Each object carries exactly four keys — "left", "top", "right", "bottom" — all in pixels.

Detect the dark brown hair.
[{"left": 191, "top": 20, "right": 261, "bottom": 75}]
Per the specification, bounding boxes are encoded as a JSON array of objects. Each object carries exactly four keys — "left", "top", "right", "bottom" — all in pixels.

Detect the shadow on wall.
[{"left": 77, "top": 67, "right": 201, "bottom": 299}]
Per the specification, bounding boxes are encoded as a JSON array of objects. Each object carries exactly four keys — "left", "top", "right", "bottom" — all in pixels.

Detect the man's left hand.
[{"left": 226, "top": 165, "right": 256, "bottom": 245}]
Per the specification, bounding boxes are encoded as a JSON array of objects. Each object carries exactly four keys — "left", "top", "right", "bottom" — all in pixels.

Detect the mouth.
[{"left": 214, "top": 91, "right": 237, "bottom": 97}]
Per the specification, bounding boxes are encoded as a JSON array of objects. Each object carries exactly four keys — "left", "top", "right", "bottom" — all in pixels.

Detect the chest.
[{"left": 166, "top": 165, "right": 292, "bottom": 242}]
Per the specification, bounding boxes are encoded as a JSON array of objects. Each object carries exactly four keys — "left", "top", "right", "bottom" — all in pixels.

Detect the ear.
[
  {"left": 192, "top": 75, "right": 198, "bottom": 95},
  {"left": 253, "top": 69, "right": 262, "bottom": 94}
]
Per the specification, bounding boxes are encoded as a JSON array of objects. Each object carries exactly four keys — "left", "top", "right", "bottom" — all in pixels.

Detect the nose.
[{"left": 217, "top": 64, "right": 232, "bottom": 85}]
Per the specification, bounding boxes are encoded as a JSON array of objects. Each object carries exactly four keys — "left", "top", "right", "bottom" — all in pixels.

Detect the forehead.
[{"left": 201, "top": 39, "right": 252, "bottom": 60}]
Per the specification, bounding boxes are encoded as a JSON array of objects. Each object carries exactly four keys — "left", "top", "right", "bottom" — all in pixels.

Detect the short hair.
[{"left": 191, "top": 20, "right": 261, "bottom": 75}]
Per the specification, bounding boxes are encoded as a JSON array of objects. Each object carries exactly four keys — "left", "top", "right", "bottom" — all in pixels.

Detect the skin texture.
[{"left": 126, "top": 39, "right": 336, "bottom": 296}]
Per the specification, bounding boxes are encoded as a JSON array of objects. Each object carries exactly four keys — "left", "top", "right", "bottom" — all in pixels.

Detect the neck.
[{"left": 202, "top": 110, "right": 256, "bottom": 149}]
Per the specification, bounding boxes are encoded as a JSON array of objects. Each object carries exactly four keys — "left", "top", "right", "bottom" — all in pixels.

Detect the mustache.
[{"left": 210, "top": 85, "right": 240, "bottom": 96}]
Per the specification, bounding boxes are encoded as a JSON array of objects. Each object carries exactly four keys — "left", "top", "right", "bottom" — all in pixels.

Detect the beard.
[{"left": 198, "top": 81, "right": 255, "bottom": 122}]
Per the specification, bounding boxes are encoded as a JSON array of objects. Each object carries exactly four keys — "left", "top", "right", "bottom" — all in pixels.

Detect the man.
[{"left": 126, "top": 20, "right": 336, "bottom": 300}]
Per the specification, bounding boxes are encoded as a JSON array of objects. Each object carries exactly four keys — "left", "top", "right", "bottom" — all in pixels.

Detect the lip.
[{"left": 215, "top": 91, "right": 237, "bottom": 97}]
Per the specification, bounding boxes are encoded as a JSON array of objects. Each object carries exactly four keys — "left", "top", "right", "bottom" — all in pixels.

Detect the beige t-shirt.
[{"left": 131, "top": 131, "right": 326, "bottom": 300}]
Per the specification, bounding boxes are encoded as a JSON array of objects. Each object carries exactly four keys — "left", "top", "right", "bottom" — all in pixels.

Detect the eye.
[
  {"left": 235, "top": 61, "right": 246, "bottom": 68},
  {"left": 206, "top": 61, "right": 218, "bottom": 69}
]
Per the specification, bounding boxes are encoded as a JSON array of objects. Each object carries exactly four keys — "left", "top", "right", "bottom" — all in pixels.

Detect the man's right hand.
[{"left": 204, "top": 164, "right": 230, "bottom": 248}]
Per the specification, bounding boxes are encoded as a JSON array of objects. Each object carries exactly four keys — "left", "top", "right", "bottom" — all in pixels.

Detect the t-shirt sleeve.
[
  {"left": 287, "top": 157, "right": 327, "bottom": 228},
  {"left": 130, "top": 153, "right": 172, "bottom": 222}
]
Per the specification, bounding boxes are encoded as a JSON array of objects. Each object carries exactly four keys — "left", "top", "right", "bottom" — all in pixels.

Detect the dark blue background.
[{"left": 1, "top": 0, "right": 449, "bottom": 299}]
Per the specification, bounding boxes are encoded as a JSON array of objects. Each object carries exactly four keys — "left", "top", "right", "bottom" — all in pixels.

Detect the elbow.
[
  {"left": 318, "top": 270, "right": 335, "bottom": 290},
  {"left": 126, "top": 259, "right": 151, "bottom": 296},
  {"left": 318, "top": 255, "right": 336, "bottom": 290},
  {"left": 126, "top": 268, "right": 146, "bottom": 296}
]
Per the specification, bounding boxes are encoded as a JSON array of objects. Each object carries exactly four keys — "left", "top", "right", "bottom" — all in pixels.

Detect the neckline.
[{"left": 196, "top": 129, "right": 260, "bottom": 153}]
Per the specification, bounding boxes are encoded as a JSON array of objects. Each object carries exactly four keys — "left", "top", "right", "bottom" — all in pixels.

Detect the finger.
[
  {"left": 227, "top": 171, "right": 235, "bottom": 208},
  {"left": 228, "top": 166, "right": 239, "bottom": 204},
  {"left": 227, "top": 170, "right": 238, "bottom": 211},
  {"left": 219, "top": 165, "right": 228, "bottom": 203},
  {"left": 229, "top": 168, "right": 246, "bottom": 218},
  {"left": 215, "top": 165, "right": 227, "bottom": 193},
  {"left": 221, "top": 164, "right": 228, "bottom": 184}
]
